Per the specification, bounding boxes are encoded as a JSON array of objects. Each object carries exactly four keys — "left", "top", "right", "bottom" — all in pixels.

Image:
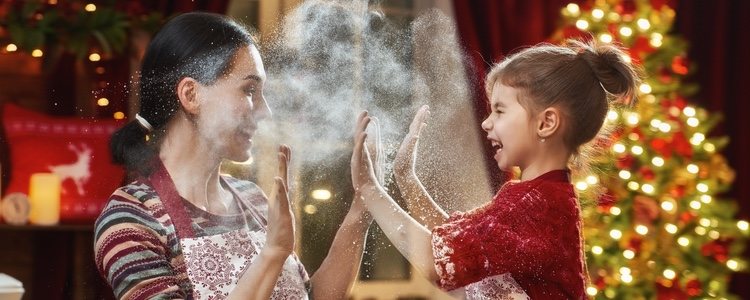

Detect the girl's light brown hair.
[{"left": 485, "top": 39, "right": 642, "bottom": 167}]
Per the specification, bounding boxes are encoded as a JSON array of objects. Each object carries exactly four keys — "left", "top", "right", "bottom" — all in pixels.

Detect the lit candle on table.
[{"left": 28, "top": 173, "right": 61, "bottom": 225}]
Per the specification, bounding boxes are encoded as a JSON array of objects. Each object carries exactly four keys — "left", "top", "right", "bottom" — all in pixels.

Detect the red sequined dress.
[{"left": 431, "top": 170, "right": 586, "bottom": 299}]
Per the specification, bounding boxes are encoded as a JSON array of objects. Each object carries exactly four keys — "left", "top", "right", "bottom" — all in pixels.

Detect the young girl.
[{"left": 351, "top": 39, "right": 640, "bottom": 299}]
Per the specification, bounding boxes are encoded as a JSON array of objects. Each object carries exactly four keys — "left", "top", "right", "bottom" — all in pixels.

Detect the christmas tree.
[{"left": 552, "top": 0, "right": 749, "bottom": 299}]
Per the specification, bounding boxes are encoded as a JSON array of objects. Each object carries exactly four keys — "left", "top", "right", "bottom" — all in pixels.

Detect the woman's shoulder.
[
  {"left": 101, "top": 180, "right": 163, "bottom": 213},
  {"left": 95, "top": 180, "right": 168, "bottom": 238},
  {"left": 223, "top": 176, "right": 262, "bottom": 194},
  {"left": 222, "top": 176, "right": 268, "bottom": 207}
]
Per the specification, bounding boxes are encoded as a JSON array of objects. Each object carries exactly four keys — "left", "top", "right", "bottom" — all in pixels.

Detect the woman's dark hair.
[{"left": 110, "top": 12, "right": 255, "bottom": 176}]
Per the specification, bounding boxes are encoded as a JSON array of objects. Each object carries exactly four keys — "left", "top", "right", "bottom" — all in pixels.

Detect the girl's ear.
[
  {"left": 537, "top": 107, "right": 561, "bottom": 139},
  {"left": 176, "top": 77, "right": 200, "bottom": 115}
]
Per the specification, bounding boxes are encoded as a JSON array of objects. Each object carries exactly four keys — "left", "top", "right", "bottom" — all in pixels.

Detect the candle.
[{"left": 28, "top": 173, "right": 61, "bottom": 225}]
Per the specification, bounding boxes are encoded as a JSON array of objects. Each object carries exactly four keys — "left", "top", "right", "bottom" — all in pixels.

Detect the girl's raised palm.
[{"left": 394, "top": 105, "right": 430, "bottom": 177}]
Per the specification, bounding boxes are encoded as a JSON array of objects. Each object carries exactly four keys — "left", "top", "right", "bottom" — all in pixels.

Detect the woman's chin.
[
  {"left": 229, "top": 152, "right": 253, "bottom": 165},
  {"left": 226, "top": 145, "right": 253, "bottom": 164}
]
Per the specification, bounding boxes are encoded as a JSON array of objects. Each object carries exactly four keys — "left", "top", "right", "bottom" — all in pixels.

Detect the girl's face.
[
  {"left": 194, "top": 45, "right": 270, "bottom": 162},
  {"left": 481, "top": 82, "right": 538, "bottom": 172}
]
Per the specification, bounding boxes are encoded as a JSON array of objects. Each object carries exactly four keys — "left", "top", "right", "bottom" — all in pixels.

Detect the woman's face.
[{"left": 194, "top": 45, "right": 270, "bottom": 162}]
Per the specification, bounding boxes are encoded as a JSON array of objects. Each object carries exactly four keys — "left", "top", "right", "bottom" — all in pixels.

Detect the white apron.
[
  {"left": 149, "top": 161, "right": 309, "bottom": 299},
  {"left": 463, "top": 273, "right": 530, "bottom": 300}
]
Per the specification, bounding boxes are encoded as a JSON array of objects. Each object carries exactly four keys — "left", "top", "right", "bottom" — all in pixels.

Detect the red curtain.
[
  {"left": 452, "top": 0, "right": 749, "bottom": 298},
  {"left": 674, "top": 0, "right": 750, "bottom": 296}
]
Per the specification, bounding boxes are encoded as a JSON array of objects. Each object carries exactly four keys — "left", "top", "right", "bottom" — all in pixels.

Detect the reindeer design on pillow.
[{"left": 48, "top": 143, "right": 92, "bottom": 196}]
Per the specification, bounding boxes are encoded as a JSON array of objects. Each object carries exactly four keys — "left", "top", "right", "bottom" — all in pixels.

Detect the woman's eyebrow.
[{"left": 243, "top": 74, "right": 263, "bottom": 82}]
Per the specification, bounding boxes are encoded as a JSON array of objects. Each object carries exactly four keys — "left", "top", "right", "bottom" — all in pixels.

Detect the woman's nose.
[{"left": 254, "top": 94, "right": 271, "bottom": 121}]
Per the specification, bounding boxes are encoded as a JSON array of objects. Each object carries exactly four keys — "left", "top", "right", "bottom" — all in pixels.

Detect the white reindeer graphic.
[{"left": 48, "top": 143, "right": 92, "bottom": 196}]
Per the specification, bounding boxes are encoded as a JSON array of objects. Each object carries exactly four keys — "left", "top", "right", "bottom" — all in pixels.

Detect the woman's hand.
[
  {"left": 350, "top": 111, "right": 379, "bottom": 195},
  {"left": 265, "top": 145, "right": 295, "bottom": 257},
  {"left": 349, "top": 115, "right": 382, "bottom": 220},
  {"left": 394, "top": 105, "right": 430, "bottom": 178},
  {"left": 230, "top": 146, "right": 296, "bottom": 300}
]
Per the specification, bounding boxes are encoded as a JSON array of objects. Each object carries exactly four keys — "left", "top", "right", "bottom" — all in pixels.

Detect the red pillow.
[{"left": 2, "top": 103, "right": 125, "bottom": 223}]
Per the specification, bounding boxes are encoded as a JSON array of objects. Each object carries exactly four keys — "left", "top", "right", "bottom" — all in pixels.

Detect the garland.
[{"left": 1, "top": 1, "right": 162, "bottom": 60}]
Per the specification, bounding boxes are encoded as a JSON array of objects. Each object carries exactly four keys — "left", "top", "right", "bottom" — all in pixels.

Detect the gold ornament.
[{"left": 710, "top": 154, "right": 735, "bottom": 184}]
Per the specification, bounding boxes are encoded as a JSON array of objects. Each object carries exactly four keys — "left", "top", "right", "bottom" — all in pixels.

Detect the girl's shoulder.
[
  {"left": 494, "top": 173, "right": 576, "bottom": 211},
  {"left": 499, "top": 170, "right": 574, "bottom": 194}
]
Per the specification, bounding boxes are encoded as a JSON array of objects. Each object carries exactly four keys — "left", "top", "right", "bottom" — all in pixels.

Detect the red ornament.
[
  {"left": 629, "top": 237, "right": 643, "bottom": 251},
  {"left": 680, "top": 211, "right": 696, "bottom": 223},
  {"left": 673, "top": 96, "right": 688, "bottom": 109},
  {"left": 670, "top": 184, "right": 686, "bottom": 197},
  {"left": 631, "top": 36, "right": 656, "bottom": 59},
  {"left": 701, "top": 239, "right": 732, "bottom": 263},
  {"left": 671, "top": 132, "right": 693, "bottom": 158},
  {"left": 650, "top": 138, "right": 671, "bottom": 158},
  {"left": 594, "top": 276, "right": 606, "bottom": 289},
  {"left": 616, "top": 0, "right": 638, "bottom": 15},
  {"left": 639, "top": 166, "right": 656, "bottom": 181},
  {"left": 661, "top": 99, "right": 673, "bottom": 110},
  {"left": 616, "top": 154, "right": 636, "bottom": 169},
  {"left": 672, "top": 55, "right": 689, "bottom": 75},
  {"left": 656, "top": 280, "right": 688, "bottom": 300},
  {"left": 686, "top": 279, "right": 702, "bottom": 296}
]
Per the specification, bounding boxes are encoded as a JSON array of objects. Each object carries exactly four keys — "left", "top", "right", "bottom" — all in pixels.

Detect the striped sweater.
[{"left": 93, "top": 176, "right": 270, "bottom": 300}]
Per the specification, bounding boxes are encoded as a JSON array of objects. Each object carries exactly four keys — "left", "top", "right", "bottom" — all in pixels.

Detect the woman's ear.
[
  {"left": 537, "top": 107, "right": 561, "bottom": 139},
  {"left": 176, "top": 77, "right": 200, "bottom": 115}
]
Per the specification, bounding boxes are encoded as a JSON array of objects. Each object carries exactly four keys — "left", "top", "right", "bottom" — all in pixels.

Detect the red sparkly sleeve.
[{"left": 431, "top": 189, "right": 556, "bottom": 291}]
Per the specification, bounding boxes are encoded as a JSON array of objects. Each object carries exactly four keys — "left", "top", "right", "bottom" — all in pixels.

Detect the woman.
[{"left": 94, "top": 12, "right": 372, "bottom": 299}]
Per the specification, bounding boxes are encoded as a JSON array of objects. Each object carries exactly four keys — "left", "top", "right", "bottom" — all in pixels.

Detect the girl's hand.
[
  {"left": 350, "top": 116, "right": 382, "bottom": 219},
  {"left": 394, "top": 105, "right": 430, "bottom": 177},
  {"left": 367, "top": 116, "right": 384, "bottom": 185},
  {"left": 266, "top": 145, "right": 295, "bottom": 257},
  {"left": 350, "top": 111, "right": 379, "bottom": 194}
]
